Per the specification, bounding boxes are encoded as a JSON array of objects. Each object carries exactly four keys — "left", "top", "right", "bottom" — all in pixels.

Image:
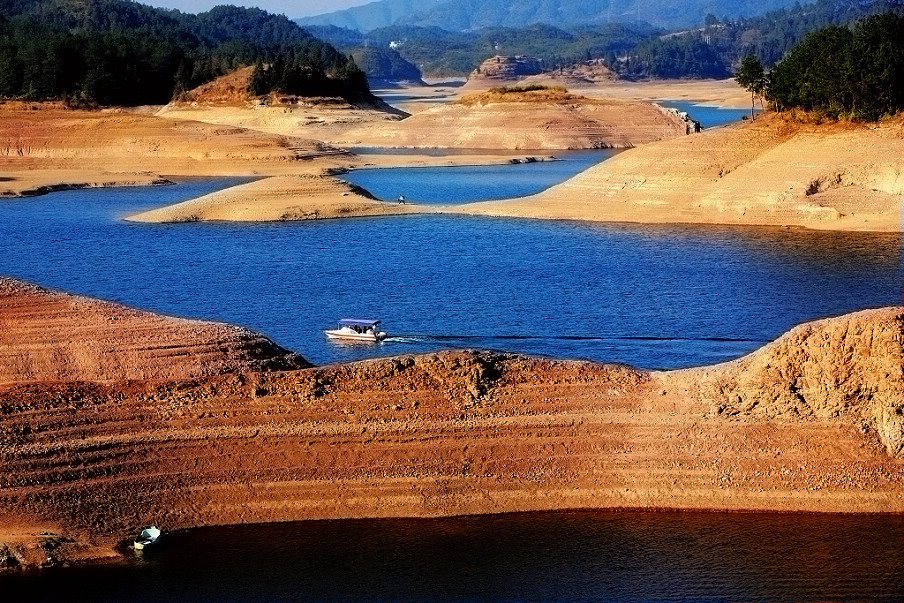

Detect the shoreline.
[
  {"left": 0, "top": 174, "right": 175, "bottom": 198},
  {"left": 123, "top": 113, "right": 903, "bottom": 232},
  {"left": 5, "top": 90, "right": 898, "bottom": 233},
  {"left": 7, "top": 505, "right": 904, "bottom": 575},
  {"left": 0, "top": 277, "right": 902, "bottom": 570}
]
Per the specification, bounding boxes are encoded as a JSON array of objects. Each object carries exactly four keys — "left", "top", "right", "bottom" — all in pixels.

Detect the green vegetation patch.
[{"left": 0, "top": 0, "right": 372, "bottom": 106}]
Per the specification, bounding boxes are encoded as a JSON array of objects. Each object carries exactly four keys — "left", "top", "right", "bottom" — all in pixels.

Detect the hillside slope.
[
  {"left": 452, "top": 113, "right": 904, "bottom": 231},
  {"left": 335, "top": 92, "right": 686, "bottom": 149},
  {"left": 0, "top": 278, "right": 308, "bottom": 384},
  {"left": 0, "top": 279, "right": 901, "bottom": 568}
]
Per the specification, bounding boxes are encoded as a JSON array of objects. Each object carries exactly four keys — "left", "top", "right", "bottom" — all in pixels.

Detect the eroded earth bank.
[{"left": 0, "top": 277, "right": 901, "bottom": 569}]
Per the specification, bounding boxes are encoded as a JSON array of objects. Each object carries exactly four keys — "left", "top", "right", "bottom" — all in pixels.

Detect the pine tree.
[{"left": 735, "top": 55, "right": 767, "bottom": 119}]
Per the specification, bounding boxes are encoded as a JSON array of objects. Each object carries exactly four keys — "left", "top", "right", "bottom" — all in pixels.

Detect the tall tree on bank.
[
  {"left": 735, "top": 55, "right": 766, "bottom": 120},
  {"left": 766, "top": 13, "right": 904, "bottom": 120}
]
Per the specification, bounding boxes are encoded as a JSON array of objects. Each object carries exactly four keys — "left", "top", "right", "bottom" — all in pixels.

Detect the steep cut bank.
[
  {"left": 0, "top": 277, "right": 308, "bottom": 385},
  {"left": 0, "top": 279, "right": 901, "bottom": 569},
  {"left": 452, "top": 113, "right": 904, "bottom": 231},
  {"left": 692, "top": 307, "right": 904, "bottom": 457}
]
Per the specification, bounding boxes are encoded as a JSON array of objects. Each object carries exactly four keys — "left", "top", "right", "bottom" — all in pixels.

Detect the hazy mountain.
[
  {"left": 301, "top": 0, "right": 903, "bottom": 78},
  {"left": 296, "top": 0, "right": 444, "bottom": 31},
  {"left": 297, "top": 0, "right": 804, "bottom": 32}
]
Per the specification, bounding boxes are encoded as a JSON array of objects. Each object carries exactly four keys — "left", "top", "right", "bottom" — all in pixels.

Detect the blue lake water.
[
  {"left": 1, "top": 172, "right": 902, "bottom": 600},
  {"left": 343, "top": 150, "right": 615, "bottom": 203},
  {"left": 0, "top": 177, "right": 900, "bottom": 369},
  {"left": 4, "top": 511, "right": 903, "bottom": 602},
  {"left": 660, "top": 100, "right": 755, "bottom": 128}
]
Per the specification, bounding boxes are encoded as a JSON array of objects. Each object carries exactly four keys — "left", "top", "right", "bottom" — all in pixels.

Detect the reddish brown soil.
[
  {"left": 0, "top": 278, "right": 307, "bottom": 385},
  {"left": 0, "top": 278, "right": 901, "bottom": 569}
]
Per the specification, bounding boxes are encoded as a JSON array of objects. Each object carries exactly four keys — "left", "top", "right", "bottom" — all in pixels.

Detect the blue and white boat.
[
  {"left": 133, "top": 526, "right": 161, "bottom": 550},
  {"left": 325, "top": 319, "right": 387, "bottom": 342}
]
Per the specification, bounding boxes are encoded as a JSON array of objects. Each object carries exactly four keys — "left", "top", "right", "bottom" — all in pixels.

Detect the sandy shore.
[
  {"left": 3, "top": 86, "right": 901, "bottom": 232},
  {"left": 129, "top": 112, "right": 904, "bottom": 232},
  {"left": 128, "top": 174, "right": 421, "bottom": 222},
  {"left": 446, "top": 113, "right": 904, "bottom": 231},
  {"left": 0, "top": 278, "right": 901, "bottom": 569},
  {"left": 417, "top": 78, "right": 751, "bottom": 110}
]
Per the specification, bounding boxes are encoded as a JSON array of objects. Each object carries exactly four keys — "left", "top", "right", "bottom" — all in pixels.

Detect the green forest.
[
  {"left": 308, "top": 0, "right": 904, "bottom": 79},
  {"left": 761, "top": 13, "right": 904, "bottom": 119},
  {"left": 623, "top": 0, "right": 904, "bottom": 78},
  {"left": 0, "top": 0, "right": 372, "bottom": 106}
]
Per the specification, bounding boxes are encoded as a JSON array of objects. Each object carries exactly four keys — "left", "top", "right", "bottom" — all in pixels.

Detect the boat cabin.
[{"left": 325, "top": 318, "right": 387, "bottom": 342}]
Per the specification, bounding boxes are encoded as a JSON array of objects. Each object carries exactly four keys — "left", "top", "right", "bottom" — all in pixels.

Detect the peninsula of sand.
[
  {"left": 0, "top": 277, "right": 901, "bottom": 569},
  {"left": 3, "top": 72, "right": 900, "bottom": 231},
  {"left": 128, "top": 109, "right": 904, "bottom": 231}
]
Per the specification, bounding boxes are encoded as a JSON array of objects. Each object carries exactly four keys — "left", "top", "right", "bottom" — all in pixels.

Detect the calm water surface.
[
  {"left": 0, "top": 178, "right": 899, "bottom": 368},
  {"left": 659, "top": 100, "right": 754, "bottom": 128},
  {"left": 342, "top": 149, "right": 615, "bottom": 203},
  {"left": 4, "top": 512, "right": 903, "bottom": 602},
  {"left": 1, "top": 174, "right": 902, "bottom": 600}
]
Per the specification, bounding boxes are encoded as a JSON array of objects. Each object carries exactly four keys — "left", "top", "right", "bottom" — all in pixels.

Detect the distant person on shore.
[{"left": 398, "top": 194, "right": 406, "bottom": 204}]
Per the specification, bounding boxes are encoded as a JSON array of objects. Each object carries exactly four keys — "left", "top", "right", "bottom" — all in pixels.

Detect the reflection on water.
[{"left": 4, "top": 511, "right": 904, "bottom": 602}]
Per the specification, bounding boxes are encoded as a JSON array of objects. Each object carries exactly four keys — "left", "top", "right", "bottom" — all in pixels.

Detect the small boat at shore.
[
  {"left": 133, "top": 526, "right": 161, "bottom": 550},
  {"left": 325, "top": 319, "right": 387, "bottom": 342}
]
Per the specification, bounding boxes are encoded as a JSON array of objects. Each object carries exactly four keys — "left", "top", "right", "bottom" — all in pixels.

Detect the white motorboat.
[
  {"left": 133, "top": 526, "right": 161, "bottom": 550},
  {"left": 325, "top": 319, "right": 387, "bottom": 342}
]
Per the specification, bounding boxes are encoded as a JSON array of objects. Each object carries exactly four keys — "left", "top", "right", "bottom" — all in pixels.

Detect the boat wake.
[{"left": 386, "top": 334, "right": 765, "bottom": 344}]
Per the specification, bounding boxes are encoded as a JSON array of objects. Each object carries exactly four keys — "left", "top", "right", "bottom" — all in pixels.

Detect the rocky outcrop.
[
  {"left": 520, "top": 59, "right": 616, "bottom": 87},
  {"left": 696, "top": 307, "right": 904, "bottom": 456},
  {"left": 470, "top": 56, "right": 544, "bottom": 81},
  {"left": 0, "top": 277, "right": 309, "bottom": 385}
]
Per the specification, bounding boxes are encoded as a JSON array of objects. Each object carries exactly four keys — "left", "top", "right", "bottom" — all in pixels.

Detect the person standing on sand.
[{"left": 398, "top": 194, "right": 405, "bottom": 204}]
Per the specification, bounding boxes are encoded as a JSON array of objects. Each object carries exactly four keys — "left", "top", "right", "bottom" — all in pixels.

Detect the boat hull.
[{"left": 325, "top": 329, "right": 386, "bottom": 342}]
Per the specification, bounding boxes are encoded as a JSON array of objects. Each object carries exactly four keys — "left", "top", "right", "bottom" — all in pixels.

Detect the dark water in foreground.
[
  {"left": 4, "top": 511, "right": 904, "bottom": 602},
  {"left": 0, "top": 178, "right": 900, "bottom": 368}
]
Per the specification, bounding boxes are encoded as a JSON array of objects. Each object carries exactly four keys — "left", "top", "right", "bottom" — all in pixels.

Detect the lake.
[
  {"left": 659, "top": 100, "right": 755, "bottom": 128},
  {"left": 342, "top": 150, "right": 616, "bottom": 203},
  {"left": 0, "top": 169, "right": 901, "bottom": 601},
  {"left": 3, "top": 511, "right": 903, "bottom": 602},
  {"left": 0, "top": 177, "right": 899, "bottom": 368}
]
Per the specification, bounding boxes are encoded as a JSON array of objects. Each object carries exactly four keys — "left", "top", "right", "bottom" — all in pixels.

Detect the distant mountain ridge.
[
  {"left": 297, "top": 0, "right": 804, "bottom": 31},
  {"left": 296, "top": 0, "right": 444, "bottom": 31}
]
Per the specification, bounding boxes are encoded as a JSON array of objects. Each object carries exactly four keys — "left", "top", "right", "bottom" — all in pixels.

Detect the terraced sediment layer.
[
  {"left": 0, "top": 278, "right": 308, "bottom": 385},
  {"left": 453, "top": 113, "right": 904, "bottom": 231},
  {"left": 0, "top": 279, "right": 901, "bottom": 569}
]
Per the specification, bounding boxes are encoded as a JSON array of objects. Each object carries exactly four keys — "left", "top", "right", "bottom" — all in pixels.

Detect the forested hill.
[
  {"left": 297, "top": 0, "right": 803, "bottom": 32},
  {"left": 0, "top": 0, "right": 371, "bottom": 106},
  {"left": 622, "top": 0, "right": 904, "bottom": 78},
  {"left": 306, "top": 0, "right": 904, "bottom": 79}
]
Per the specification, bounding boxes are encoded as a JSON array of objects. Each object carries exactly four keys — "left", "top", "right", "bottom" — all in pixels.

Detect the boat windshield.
[{"left": 338, "top": 319, "right": 381, "bottom": 329}]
